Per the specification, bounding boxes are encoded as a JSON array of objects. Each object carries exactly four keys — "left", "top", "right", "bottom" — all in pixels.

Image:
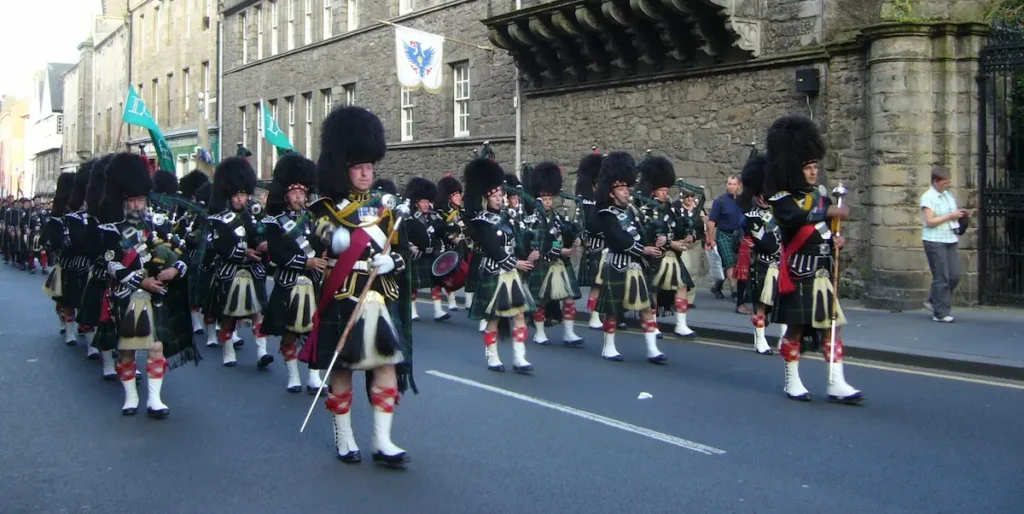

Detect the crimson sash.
[
  {"left": 299, "top": 227, "right": 372, "bottom": 363},
  {"left": 777, "top": 194, "right": 826, "bottom": 295}
]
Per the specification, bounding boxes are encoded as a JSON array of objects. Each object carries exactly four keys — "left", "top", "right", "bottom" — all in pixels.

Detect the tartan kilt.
[
  {"left": 108, "top": 283, "right": 201, "bottom": 368},
  {"left": 59, "top": 268, "right": 89, "bottom": 309},
  {"left": 595, "top": 263, "right": 652, "bottom": 318},
  {"left": 751, "top": 260, "right": 780, "bottom": 311},
  {"left": 209, "top": 274, "right": 268, "bottom": 318},
  {"left": 410, "top": 254, "right": 437, "bottom": 290},
  {"left": 89, "top": 319, "right": 121, "bottom": 352},
  {"left": 469, "top": 269, "right": 535, "bottom": 320},
  {"left": 465, "top": 250, "right": 483, "bottom": 293},
  {"left": 527, "top": 260, "right": 582, "bottom": 303},
  {"left": 189, "top": 265, "right": 215, "bottom": 309},
  {"left": 307, "top": 296, "right": 410, "bottom": 373},
  {"left": 715, "top": 230, "right": 740, "bottom": 270},
  {"left": 771, "top": 267, "right": 847, "bottom": 330},
  {"left": 75, "top": 273, "right": 108, "bottom": 327},
  {"left": 734, "top": 236, "right": 753, "bottom": 280},
  {"left": 262, "top": 279, "right": 320, "bottom": 336},
  {"left": 577, "top": 250, "right": 602, "bottom": 287},
  {"left": 648, "top": 254, "right": 695, "bottom": 291}
]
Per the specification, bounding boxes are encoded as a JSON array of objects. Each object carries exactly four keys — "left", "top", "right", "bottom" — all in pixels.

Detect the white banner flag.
[{"left": 395, "top": 25, "right": 444, "bottom": 94}]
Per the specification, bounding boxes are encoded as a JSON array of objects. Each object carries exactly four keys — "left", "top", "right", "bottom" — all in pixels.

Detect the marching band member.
[
  {"left": 206, "top": 157, "right": 268, "bottom": 368},
  {"left": 371, "top": 178, "right": 398, "bottom": 195},
  {"left": 738, "top": 150, "right": 780, "bottom": 355},
  {"left": 764, "top": 115, "right": 861, "bottom": 403},
  {"left": 176, "top": 170, "right": 212, "bottom": 335},
  {"left": 637, "top": 156, "right": 697, "bottom": 338},
  {"left": 41, "top": 172, "right": 77, "bottom": 336},
  {"left": 574, "top": 149, "right": 605, "bottom": 329},
  {"left": 300, "top": 105, "right": 415, "bottom": 468},
  {"left": 593, "top": 152, "right": 666, "bottom": 363},
  {"left": 435, "top": 174, "right": 468, "bottom": 311},
  {"left": 465, "top": 157, "right": 537, "bottom": 373},
  {"left": 524, "top": 162, "right": 584, "bottom": 346},
  {"left": 98, "top": 153, "right": 199, "bottom": 417},
  {"left": 262, "top": 153, "right": 327, "bottom": 393},
  {"left": 76, "top": 154, "right": 121, "bottom": 372},
  {"left": 405, "top": 177, "right": 449, "bottom": 322}
]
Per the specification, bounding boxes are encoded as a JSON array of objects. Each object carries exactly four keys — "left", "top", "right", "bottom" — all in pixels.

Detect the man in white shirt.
[{"left": 920, "top": 168, "right": 969, "bottom": 323}]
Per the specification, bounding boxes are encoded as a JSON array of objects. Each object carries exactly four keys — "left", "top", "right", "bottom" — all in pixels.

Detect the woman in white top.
[{"left": 919, "top": 167, "right": 969, "bottom": 323}]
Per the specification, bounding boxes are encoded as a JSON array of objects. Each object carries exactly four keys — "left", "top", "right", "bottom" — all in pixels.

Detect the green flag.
[
  {"left": 261, "top": 99, "right": 294, "bottom": 154},
  {"left": 122, "top": 85, "right": 176, "bottom": 173}
]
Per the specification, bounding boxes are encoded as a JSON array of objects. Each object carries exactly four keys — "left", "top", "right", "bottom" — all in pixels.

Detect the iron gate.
[{"left": 978, "top": 24, "right": 1024, "bottom": 306}]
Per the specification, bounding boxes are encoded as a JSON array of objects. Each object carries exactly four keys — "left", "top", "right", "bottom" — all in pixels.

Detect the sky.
[{"left": 0, "top": 0, "right": 102, "bottom": 97}]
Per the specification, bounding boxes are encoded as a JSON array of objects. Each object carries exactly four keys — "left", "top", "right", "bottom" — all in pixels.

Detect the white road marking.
[
  {"left": 415, "top": 299, "right": 1024, "bottom": 390},
  {"left": 425, "top": 369, "right": 727, "bottom": 456}
]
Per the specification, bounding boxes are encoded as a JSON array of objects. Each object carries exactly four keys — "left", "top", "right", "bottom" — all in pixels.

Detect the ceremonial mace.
[
  {"left": 828, "top": 182, "right": 847, "bottom": 384},
  {"left": 300, "top": 197, "right": 412, "bottom": 433}
]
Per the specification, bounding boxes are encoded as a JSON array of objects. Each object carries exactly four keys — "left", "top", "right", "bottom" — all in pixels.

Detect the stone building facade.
[
  {"left": 221, "top": 0, "right": 516, "bottom": 179},
  {"left": 28, "top": 63, "right": 73, "bottom": 195},
  {"left": 60, "top": 40, "right": 94, "bottom": 171},
  {"left": 220, "top": 0, "right": 992, "bottom": 308},
  {"left": 128, "top": 0, "right": 221, "bottom": 175},
  {"left": 93, "top": 22, "right": 130, "bottom": 155}
]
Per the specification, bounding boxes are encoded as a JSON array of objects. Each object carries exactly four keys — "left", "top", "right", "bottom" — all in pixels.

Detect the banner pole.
[{"left": 376, "top": 19, "right": 494, "bottom": 51}]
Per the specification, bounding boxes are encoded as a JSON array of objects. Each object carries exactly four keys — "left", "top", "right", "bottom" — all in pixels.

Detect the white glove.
[
  {"left": 370, "top": 253, "right": 395, "bottom": 274},
  {"left": 331, "top": 228, "right": 351, "bottom": 255}
]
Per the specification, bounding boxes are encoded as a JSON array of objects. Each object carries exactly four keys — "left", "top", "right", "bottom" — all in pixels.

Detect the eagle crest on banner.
[{"left": 403, "top": 40, "right": 436, "bottom": 79}]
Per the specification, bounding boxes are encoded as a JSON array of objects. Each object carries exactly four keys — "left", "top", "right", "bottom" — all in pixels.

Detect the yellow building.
[{"left": 0, "top": 96, "right": 30, "bottom": 197}]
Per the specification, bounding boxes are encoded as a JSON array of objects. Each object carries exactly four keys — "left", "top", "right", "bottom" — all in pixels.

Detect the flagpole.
[
  {"left": 376, "top": 19, "right": 494, "bottom": 52},
  {"left": 257, "top": 99, "right": 264, "bottom": 179}
]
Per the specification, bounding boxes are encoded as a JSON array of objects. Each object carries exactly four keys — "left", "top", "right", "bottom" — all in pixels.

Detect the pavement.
[
  {"left": 2, "top": 265, "right": 1023, "bottom": 513},
  {"left": 422, "top": 286, "right": 1024, "bottom": 381}
]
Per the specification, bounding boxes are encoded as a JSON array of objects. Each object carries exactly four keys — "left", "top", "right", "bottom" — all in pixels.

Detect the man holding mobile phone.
[{"left": 920, "top": 167, "right": 968, "bottom": 323}]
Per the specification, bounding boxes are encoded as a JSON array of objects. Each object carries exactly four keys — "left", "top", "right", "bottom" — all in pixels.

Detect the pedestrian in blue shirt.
[{"left": 706, "top": 175, "right": 745, "bottom": 299}]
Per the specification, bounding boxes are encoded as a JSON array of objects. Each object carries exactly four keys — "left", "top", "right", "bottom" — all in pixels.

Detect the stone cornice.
[
  {"left": 387, "top": 135, "right": 514, "bottom": 151},
  {"left": 857, "top": 21, "right": 990, "bottom": 42},
  {"left": 522, "top": 45, "right": 842, "bottom": 98},
  {"left": 481, "top": 0, "right": 758, "bottom": 91}
]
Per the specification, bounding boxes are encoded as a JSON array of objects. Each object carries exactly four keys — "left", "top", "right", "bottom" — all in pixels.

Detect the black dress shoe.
[
  {"left": 147, "top": 407, "right": 170, "bottom": 419},
  {"left": 372, "top": 451, "right": 409, "bottom": 469},
  {"left": 513, "top": 364, "right": 533, "bottom": 374},
  {"left": 122, "top": 407, "right": 138, "bottom": 416},
  {"left": 487, "top": 364, "right": 505, "bottom": 372},
  {"left": 337, "top": 450, "right": 362, "bottom": 464},
  {"left": 647, "top": 354, "right": 667, "bottom": 364},
  {"left": 257, "top": 354, "right": 274, "bottom": 369},
  {"left": 603, "top": 355, "right": 623, "bottom": 362}
]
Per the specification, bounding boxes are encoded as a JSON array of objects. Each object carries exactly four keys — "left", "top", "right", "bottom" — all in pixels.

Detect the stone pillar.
[{"left": 859, "top": 22, "right": 988, "bottom": 310}]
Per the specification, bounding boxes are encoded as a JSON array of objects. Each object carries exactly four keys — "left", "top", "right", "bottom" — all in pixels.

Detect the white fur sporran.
[
  {"left": 540, "top": 260, "right": 573, "bottom": 301},
  {"left": 119, "top": 290, "right": 156, "bottom": 350},
  {"left": 342, "top": 292, "right": 405, "bottom": 370},
  {"left": 285, "top": 276, "right": 317, "bottom": 334},
  {"left": 224, "top": 269, "right": 260, "bottom": 317}
]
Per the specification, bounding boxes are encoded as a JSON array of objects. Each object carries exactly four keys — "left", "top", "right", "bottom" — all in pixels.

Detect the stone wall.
[
  {"left": 129, "top": 0, "right": 218, "bottom": 141},
  {"left": 60, "top": 65, "right": 81, "bottom": 165},
  {"left": 222, "top": 0, "right": 517, "bottom": 181},
  {"left": 93, "top": 25, "right": 129, "bottom": 155}
]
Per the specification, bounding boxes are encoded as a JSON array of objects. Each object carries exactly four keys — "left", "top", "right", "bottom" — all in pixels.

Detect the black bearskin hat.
[
  {"left": 638, "top": 156, "right": 676, "bottom": 192},
  {"left": 179, "top": 170, "right": 210, "bottom": 200},
  {"left": 154, "top": 169, "right": 179, "bottom": 196},
  {"left": 210, "top": 157, "right": 258, "bottom": 213},
  {"left": 86, "top": 153, "right": 115, "bottom": 218},
  {"left": 596, "top": 151, "right": 637, "bottom": 207},
  {"left": 738, "top": 150, "right": 768, "bottom": 211},
  {"left": 463, "top": 157, "right": 505, "bottom": 216},
  {"left": 504, "top": 172, "right": 522, "bottom": 197},
  {"left": 371, "top": 178, "right": 398, "bottom": 195},
  {"left": 195, "top": 182, "right": 213, "bottom": 211},
  {"left": 404, "top": 177, "right": 438, "bottom": 203},
  {"left": 317, "top": 106, "right": 387, "bottom": 201},
  {"left": 575, "top": 152, "right": 603, "bottom": 200},
  {"left": 530, "top": 161, "right": 563, "bottom": 197},
  {"left": 68, "top": 158, "right": 95, "bottom": 211},
  {"left": 99, "top": 152, "right": 154, "bottom": 223},
  {"left": 52, "top": 172, "right": 77, "bottom": 217},
  {"left": 764, "top": 114, "right": 825, "bottom": 196},
  {"left": 267, "top": 153, "right": 317, "bottom": 215},
  {"left": 436, "top": 174, "right": 462, "bottom": 206}
]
